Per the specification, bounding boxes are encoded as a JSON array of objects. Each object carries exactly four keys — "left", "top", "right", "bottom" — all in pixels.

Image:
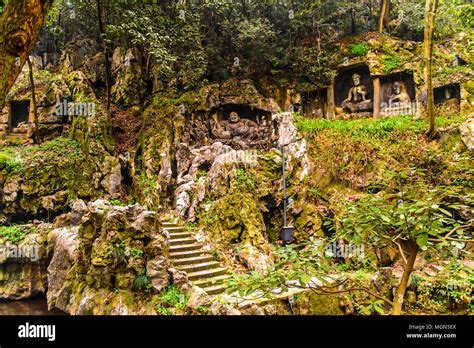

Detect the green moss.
[
  {"left": 0, "top": 149, "right": 24, "bottom": 174},
  {"left": 203, "top": 191, "right": 265, "bottom": 247},
  {"left": 0, "top": 225, "right": 36, "bottom": 244},
  {"left": 380, "top": 55, "right": 400, "bottom": 73},
  {"left": 348, "top": 43, "right": 369, "bottom": 57}
]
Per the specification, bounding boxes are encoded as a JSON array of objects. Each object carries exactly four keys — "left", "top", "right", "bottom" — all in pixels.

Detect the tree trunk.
[
  {"left": 26, "top": 57, "right": 39, "bottom": 144},
  {"left": 424, "top": 0, "right": 438, "bottom": 136},
  {"left": 97, "top": 0, "right": 112, "bottom": 110},
  {"left": 0, "top": 0, "right": 54, "bottom": 108},
  {"left": 378, "top": 0, "right": 390, "bottom": 33},
  {"left": 392, "top": 241, "right": 419, "bottom": 315}
]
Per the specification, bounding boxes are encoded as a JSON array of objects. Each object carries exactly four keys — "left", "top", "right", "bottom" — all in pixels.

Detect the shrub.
[{"left": 133, "top": 269, "right": 151, "bottom": 291}]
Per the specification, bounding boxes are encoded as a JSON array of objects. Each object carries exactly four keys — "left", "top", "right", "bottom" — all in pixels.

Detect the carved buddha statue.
[
  {"left": 341, "top": 73, "right": 373, "bottom": 113},
  {"left": 440, "top": 88, "right": 460, "bottom": 113},
  {"left": 211, "top": 111, "right": 258, "bottom": 141},
  {"left": 389, "top": 81, "right": 411, "bottom": 105}
]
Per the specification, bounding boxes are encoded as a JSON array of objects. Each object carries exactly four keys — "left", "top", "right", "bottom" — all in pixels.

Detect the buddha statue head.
[
  {"left": 392, "top": 81, "right": 402, "bottom": 95},
  {"left": 229, "top": 111, "right": 240, "bottom": 123},
  {"left": 352, "top": 73, "right": 362, "bottom": 86},
  {"left": 445, "top": 88, "right": 453, "bottom": 100}
]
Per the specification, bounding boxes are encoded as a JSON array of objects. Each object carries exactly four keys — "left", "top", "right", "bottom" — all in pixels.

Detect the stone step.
[
  {"left": 170, "top": 237, "right": 196, "bottom": 246},
  {"left": 203, "top": 284, "right": 227, "bottom": 296},
  {"left": 169, "top": 250, "right": 209, "bottom": 259},
  {"left": 169, "top": 232, "right": 192, "bottom": 240},
  {"left": 187, "top": 268, "right": 228, "bottom": 281},
  {"left": 193, "top": 275, "right": 232, "bottom": 288},
  {"left": 169, "top": 243, "right": 202, "bottom": 252},
  {"left": 163, "top": 226, "right": 186, "bottom": 233},
  {"left": 172, "top": 255, "right": 215, "bottom": 266},
  {"left": 177, "top": 261, "right": 221, "bottom": 273}
]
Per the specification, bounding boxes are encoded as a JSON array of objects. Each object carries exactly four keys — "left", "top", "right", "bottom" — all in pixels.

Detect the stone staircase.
[{"left": 163, "top": 221, "right": 230, "bottom": 295}]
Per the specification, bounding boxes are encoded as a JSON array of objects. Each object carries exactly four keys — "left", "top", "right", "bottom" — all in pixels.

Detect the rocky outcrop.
[
  {"left": 0, "top": 223, "right": 50, "bottom": 300},
  {"left": 46, "top": 200, "right": 174, "bottom": 314}
]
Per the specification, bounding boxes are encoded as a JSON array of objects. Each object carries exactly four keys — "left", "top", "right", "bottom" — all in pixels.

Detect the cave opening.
[{"left": 9, "top": 100, "right": 31, "bottom": 129}]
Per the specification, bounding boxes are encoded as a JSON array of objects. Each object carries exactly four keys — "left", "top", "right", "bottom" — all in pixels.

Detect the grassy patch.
[
  {"left": 154, "top": 285, "right": 189, "bottom": 315},
  {"left": 295, "top": 114, "right": 463, "bottom": 138},
  {"left": 0, "top": 225, "right": 36, "bottom": 244}
]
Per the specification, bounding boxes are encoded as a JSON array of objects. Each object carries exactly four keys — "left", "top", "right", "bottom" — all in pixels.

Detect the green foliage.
[
  {"left": 355, "top": 299, "right": 385, "bottom": 315},
  {"left": 109, "top": 198, "right": 129, "bottom": 206},
  {"left": 349, "top": 43, "right": 369, "bottom": 57},
  {"left": 133, "top": 269, "right": 151, "bottom": 291},
  {"left": 339, "top": 176, "right": 468, "bottom": 252},
  {"left": 0, "top": 0, "right": 8, "bottom": 14},
  {"left": 0, "top": 225, "right": 36, "bottom": 244},
  {"left": 155, "top": 304, "right": 171, "bottom": 315},
  {"left": 129, "top": 247, "right": 144, "bottom": 259},
  {"left": 196, "top": 169, "right": 208, "bottom": 180},
  {"left": 154, "top": 285, "right": 189, "bottom": 314},
  {"left": 380, "top": 55, "right": 400, "bottom": 73},
  {"left": 308, "top": 187, "right": 324, "bottom": 200},
  {"left": 196, "top": 306, "right": 210, "bottom": 314},
  {"left": 417, "top": 261, "right": 473, "bottom": 313},
  {"left": 225, "top": 238, "right": 327, "bottom": 297},
  {"left": 0, "top": 149, "right": 24, "bottom": 174},
  {"left": 112, "top": 241, "right": 127, "bottom": 266},
  {"left": 295, "top": 114, "right": 463, "bottom": 138},
  {"left": 236, "top": 168, "right": 256, "bottom": 190}
]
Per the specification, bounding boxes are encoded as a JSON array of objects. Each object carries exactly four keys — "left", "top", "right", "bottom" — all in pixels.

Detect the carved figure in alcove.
[
  {"left": 211, "top": 111, "right": 258, "bottom": 141},
  {"left": 389, "top": 81, "right": 411, "bottom": 106},
  {"left": 439, "top": 88, "right": 460, "bottom": 113},
  {"left": 341, "top": 73, "right": 373, "bottom": 113}
]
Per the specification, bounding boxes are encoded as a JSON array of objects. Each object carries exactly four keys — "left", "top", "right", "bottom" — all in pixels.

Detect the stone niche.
[
  {"left": 334, "top": 64, "right": 374, "bottom": 118},
  {"left": 181, "top": 103, "right": 274, "bottom": 150},
  {"left": 302, "top": 89, "right": 328, "bottom": 118},
  {"left": 9, "top": 100, "right": 33, "bottom": 132},
  {"left": 377, "top": 71, "right": 416, "bottom": 117},
  {"left": 434, "top": 83, "right": 461, "bottom": 114}
]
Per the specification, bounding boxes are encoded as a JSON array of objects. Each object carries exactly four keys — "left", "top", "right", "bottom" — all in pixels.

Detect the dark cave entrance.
[
  {"left": 9, "top": 100, "right": 31, "bottom": 129},
  {"left": 434, "top": 83, "right": 461, "bottom": 106}
]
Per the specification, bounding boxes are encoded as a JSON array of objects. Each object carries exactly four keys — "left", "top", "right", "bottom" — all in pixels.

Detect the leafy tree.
[{"left": 338, "top": 172, "right": 472, "bottom": 314}]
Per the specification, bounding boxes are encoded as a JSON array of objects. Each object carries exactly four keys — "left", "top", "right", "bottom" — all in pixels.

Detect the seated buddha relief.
[{"left": 341, "top": 73, "right": 373, "bottom": 113}]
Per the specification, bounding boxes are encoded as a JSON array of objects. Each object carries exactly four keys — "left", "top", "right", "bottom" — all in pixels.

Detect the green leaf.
[
  {"left": 416, "top": 234, "right": 428, "bottom": 248},
  {"left": 438, "top": 208, "right": 452, "bottom": 216},
  {"left": 299, "top": 274, "right": 312, "bottom": 285}
]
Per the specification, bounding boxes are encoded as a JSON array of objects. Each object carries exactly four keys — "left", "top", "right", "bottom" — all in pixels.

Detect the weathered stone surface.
[
  {"left": 460, "top": 117, "right": 474, "bottom": 151},
  {"left": 0, "top": 225, "right": 49, "bottom": 300},
  {"left": 43, "top": 200, "right": 173, "bottom": 314},
  {"left": 46, "top": 226, "right": 79, "bottom": 311},
  {"left": 187, "top": 286, "right": 211, "bottom": 310},
  {"left": 146, "top": 256, "right": 170, "bottom": 292}
]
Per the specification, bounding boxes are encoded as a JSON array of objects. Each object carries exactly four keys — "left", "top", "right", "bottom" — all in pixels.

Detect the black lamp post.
[{"left": 280, "top": 145, "right": 294, "bottom": 243}]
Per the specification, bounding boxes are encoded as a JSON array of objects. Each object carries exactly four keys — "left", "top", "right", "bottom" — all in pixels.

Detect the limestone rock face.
[
  {"left": 43, "top": 200, "right": 176, "bottom": 315},
  {"left": 0, "top": 224, "right": 49, "bottom": 300},
  {"left": 111, "top": 48, "right": 147, "bottom": 107},
  {"left": 46, "top": 226, "right": 79, "bottom": 311},
  {"left": 146, "top": 256, "right": 169, "bottom": 292}
]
